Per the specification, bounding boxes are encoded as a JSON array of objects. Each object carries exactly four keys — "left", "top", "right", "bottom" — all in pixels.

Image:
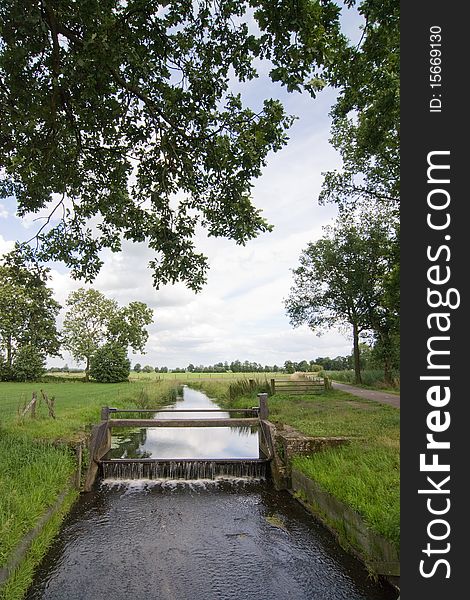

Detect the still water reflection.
[{"left": 106, "top": 386, "right": 260, "bottom": 460}]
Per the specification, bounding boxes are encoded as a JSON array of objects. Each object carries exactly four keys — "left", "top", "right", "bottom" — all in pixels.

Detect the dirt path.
[{"left": 331, "top": 382, "right": 400, "bottom": 408}]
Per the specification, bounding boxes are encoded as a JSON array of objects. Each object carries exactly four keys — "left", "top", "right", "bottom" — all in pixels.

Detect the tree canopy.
[
  {"left": 284, "top": 209, "right": 396, "bottom": 383},
  {"left": 0, "top": 252, "right": 61, "bottom": 376},
  {"left": 320, "top": 0, "right": 399, "bottom": 210},
  {"left": 89, "top": 341, "right": 131, "bottom": 383},
  {"left": 1, "top": 0, "right": 348, "bottom": 291},
  {"left": 63, "top": 287, "right": 153, "bottom": 379}
]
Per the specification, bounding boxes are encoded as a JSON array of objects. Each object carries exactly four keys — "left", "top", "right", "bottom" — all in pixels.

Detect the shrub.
[
  {"left": 0, "top": 354, "right": 13, "bottom": 381},
  {"left": 228, "top": 378, "right": 272, "bottom": 401},
  {"left": 89, "top": 343, "right": 130, "bottom": 383},
  {"left": 11, "top": 345, "right": 46, "bottom": 381}
]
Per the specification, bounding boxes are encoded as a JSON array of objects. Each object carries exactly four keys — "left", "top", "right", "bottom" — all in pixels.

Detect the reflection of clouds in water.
[
  {"left": 155, "top": 387, "right": 230, "bottom": 419},
  {"left": 112, "top": 387, "right": 260, "bottom": 458},
  {"left": 141, "top": 427, "right": 259, "bottom": 459}
]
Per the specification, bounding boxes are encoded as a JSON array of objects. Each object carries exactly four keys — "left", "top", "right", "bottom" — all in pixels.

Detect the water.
[
  {"left": 25, "top": 387, "right": 398, "bottom": 599},
  {"left": 25, "top": 480, "right": 396, "bottom": 600},
  {"left": 101, "top": 459, "right": 268, "bottom": 480},
  {"left": 105, "top": 386, "right": 260, "bottom": 460}
]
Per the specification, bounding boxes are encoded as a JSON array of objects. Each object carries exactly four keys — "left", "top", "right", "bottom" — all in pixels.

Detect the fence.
[{"left": 270, "top": 378, "right": 325, "bottom": 395}]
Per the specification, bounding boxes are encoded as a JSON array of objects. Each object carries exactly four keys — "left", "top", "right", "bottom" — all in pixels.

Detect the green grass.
[
  {"left": 0, "top": 380, "right": 177, "bottom": 442},
  {"left": 0, "top": 379, "right": 178, "bottom": 598},
  {"left": 196, "top": 379, "right": 400, "bottom": 549},
  {"left": 0, "top": 488, "right": 78, "bottom": 600},
  {"left": 0, "top": 432, "right": 76, "bottom": 568}
]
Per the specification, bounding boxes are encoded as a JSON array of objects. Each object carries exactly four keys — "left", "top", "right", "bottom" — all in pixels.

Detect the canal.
[{"left": 25, "top": 387, "right": 397, "bottom": 600}]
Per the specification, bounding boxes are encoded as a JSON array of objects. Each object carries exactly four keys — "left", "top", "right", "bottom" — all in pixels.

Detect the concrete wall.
[
  {"left": 261, "top": 420, "right": 399, "bottom": 582},
  {"left": 291, "top": 468, "right": 400, "bottom": 578}
]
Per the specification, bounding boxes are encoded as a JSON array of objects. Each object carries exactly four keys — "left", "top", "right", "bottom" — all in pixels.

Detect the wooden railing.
[{"left": 270, "top": 378, "right": 325, "bottom": 395}]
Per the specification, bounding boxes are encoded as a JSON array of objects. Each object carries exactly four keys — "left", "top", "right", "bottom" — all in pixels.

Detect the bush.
[
  {"left": 228, "top": 378, "right": 272, "bottom": 401},
  {"left": 0, "top": 355, "right": 13, "bottom": 381},
  {"left": 11, "top": 345, "right": 46, "bottom": 381},
  {"left": 89, "top": 343, "right": 130, "bottom": 383}
]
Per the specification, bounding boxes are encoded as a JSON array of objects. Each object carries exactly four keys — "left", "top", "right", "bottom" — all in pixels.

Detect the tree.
[
  {"left": 284, "top": 360, "right": 295, "bottom": 374},
  {"left": 11, "top": 344, "right": 46, "bottom": 382},
  {"left": 285, "top": 211, "right": 395, "bottom": 383},
  {"left": 89, "top": 342, "right": 130, "bottom": 383},
  {"left": 142, "top": 365, "right": 154, "bottom": 373},
  {"left": 133, "top": 363, "right": 142, "bottom": 373},
  {"left": 63, "top": 288, "right": 153, "bottom": 380},
  {"left": 1, "top": 0, "right": 346, "bottom": 291},
  {"left": 0, "top": 251, "right": 61, "bottom": 376},
  {"left": 320, "top": 0, "right": 399, "bottom": 210}
]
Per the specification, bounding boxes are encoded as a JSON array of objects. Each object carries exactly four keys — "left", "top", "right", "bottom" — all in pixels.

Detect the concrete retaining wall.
[
  {"left": 260, "top": 420, "right": 399, "bottom": 584},
  {"left": 291, "top": 468, "right": 400, "bottom": 578}
]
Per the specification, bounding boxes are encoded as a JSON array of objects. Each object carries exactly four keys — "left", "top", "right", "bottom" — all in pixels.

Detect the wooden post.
[
  {"left": 101, "top": 406, "right": 110, "bottom": 421},
  {"left": 75, "top": 444, "right": 82, "bottom": 490},
  {"left": 31, "top": 392, "right": 37, "bottom": 418},
  {"left": 249, "top": 379, "right": 254, "bottom": 390},
  {"left": 270, "top": 379, "right": 275, "bottom": 395},
  {"left": 258, "top": 393, "right": 269, "bottom": 420}
]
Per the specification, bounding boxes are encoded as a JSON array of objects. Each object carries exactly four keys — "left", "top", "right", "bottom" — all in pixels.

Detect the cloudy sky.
[{"left": 1, "top": 6, "right": 362, "bottom": 370}]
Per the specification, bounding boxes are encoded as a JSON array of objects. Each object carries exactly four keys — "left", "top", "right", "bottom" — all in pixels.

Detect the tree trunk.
[
  {"left": 353, "top": 323, "right": 362, "bottom": 384},
  {"left": 85, "top": 355, "right": 90, "bottom": 382},
  {"left": 6, "top": 336, "right": 12, "bottom": 368},
  {"left": 383, "top": 354, "right": 393, "bottom": 385}
]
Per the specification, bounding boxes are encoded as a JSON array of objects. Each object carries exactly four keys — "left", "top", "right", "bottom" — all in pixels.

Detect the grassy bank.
[
  {"left": 195, "top": 379, "right": 400, "bottom": 549},
  {"left": 321, "top": 369, "right": 400, "bottom": 392},
  {"left": 0, "top": 379, "right": 177, "bottom": 598}
]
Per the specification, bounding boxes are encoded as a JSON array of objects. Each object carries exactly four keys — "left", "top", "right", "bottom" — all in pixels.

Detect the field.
[
  {"left": 48, "top": 370, "right": 291, "bottom": 382},
  {"left": 320, "top": 369, "right": 400, "bottom": 392}
]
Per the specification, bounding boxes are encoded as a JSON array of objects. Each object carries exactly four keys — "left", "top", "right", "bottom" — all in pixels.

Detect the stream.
[{"left": 25, "top": 387, "right": 397, "bottom": 600}]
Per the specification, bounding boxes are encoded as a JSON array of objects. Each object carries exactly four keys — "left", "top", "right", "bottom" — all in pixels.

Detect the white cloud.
[{"left": 0, "top": 234, "right": 15, "bottom": 255}]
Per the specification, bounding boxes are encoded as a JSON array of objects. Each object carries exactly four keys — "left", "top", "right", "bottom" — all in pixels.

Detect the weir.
[
  {"left": 85, "top": 392, "right": 272, "bottom": 489},
  {"left": 100, "top": 458, "right": 269, "bottom": 480}
]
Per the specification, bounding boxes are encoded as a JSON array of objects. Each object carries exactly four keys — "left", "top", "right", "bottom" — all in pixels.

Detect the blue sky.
[{"left": 1, "top": 4, "right": 363, "bottom": 369}]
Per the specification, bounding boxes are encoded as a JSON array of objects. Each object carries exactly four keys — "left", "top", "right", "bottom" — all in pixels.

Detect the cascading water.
[{"left": 100, "top": 458, "right": 268, "bottom": 480}]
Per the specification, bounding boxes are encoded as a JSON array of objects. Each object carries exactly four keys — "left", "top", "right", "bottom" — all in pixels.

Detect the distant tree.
[
  {"left": 142, "top": 365, "right": 154, "bottom": 373},
  {"left": 160, "top": 367, "right": 168, "bottom": 373},
  {"left": 285, "top": 212, "right": 395, "bottom": 383},
  {"left": 89, "top": 342, "right": 130, "bottom": 383},
  {"left": 0, "top": 252, "right": 61, "bottom": 376},
  {"left": 63, "top": 288, "right": 153, "bottom": 380},
  {"left": 133, "top": 363, "right": 142, "bottom": 373},
  {"left": 11, "top": 344, "right": 46, "bottom": 382},
  {"left": 284, "top": 360, "right": 295, "bottom": 374},
  {"left": 187, "top": 364, "right": 195, "bottom": 372}
]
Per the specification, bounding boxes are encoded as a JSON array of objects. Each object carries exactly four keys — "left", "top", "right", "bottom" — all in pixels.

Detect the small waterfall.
[{"left": 101, "top": 459, "right": 267, "bottom": 480}]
